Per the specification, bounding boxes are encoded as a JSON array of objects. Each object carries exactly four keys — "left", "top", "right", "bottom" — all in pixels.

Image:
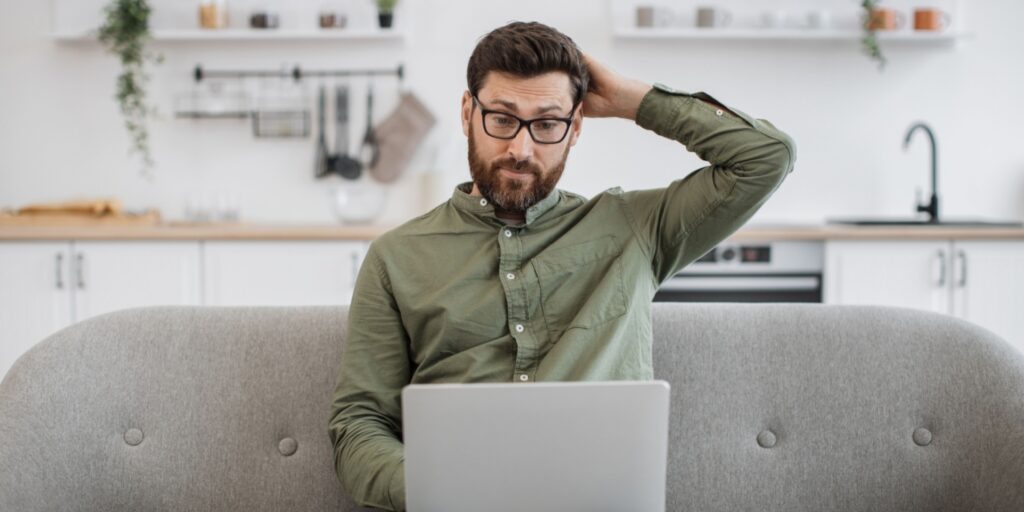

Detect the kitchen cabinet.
[
  {"left": 0, "top": 242, "right": 73, "bottom": 378},
  {"left": 824, "top": 240, "right": 1024, "bottom": 352},
  {"left": 71, "top": 242, "right": 202, "bottom": 322},
  {"left": 1, "top": 238, "right": 367, "bottom": 379},
  {"left": 824, "top": 241, "right": 951, "bottom": 312},
  {"left": 0, "top": 241, "right": 201, "bottom": 378},
  {"left": 203, "top": 241, "right": 367, "bottom": 306},
  {"left": 950, "top": 241, "right": 1024, "bottom": 351}
]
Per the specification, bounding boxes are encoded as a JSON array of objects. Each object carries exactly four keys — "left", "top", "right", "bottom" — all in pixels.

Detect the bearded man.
[{"left": 329, "top": 21, "right": 795, "bottom": 512}]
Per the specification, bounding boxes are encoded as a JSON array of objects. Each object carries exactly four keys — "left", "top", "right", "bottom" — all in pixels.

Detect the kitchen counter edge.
[{"left": 3, "top": 224, "right": 1024, "bottom": 241}]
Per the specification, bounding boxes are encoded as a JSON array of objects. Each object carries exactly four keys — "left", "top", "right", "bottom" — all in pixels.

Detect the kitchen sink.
[{"left": 827, "top": 218, "right": 1023, "bottom": 227}]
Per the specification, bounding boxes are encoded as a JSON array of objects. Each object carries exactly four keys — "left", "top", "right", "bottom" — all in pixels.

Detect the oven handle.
[{"left": 659, "top": 275, "right": 820, "bottom": 292}]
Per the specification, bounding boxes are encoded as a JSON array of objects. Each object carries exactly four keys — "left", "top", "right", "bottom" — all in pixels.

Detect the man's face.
[{"left": 461, "top": 71, "right": 582, "bottom": 211}]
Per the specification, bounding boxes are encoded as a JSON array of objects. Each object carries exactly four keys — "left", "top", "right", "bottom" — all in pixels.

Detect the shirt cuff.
[
  {"left": 635, "top": 82, "right": 758, "bottom": 131},
  {"left": 388, "top": 460, "right": 406, "bottom": 511}
]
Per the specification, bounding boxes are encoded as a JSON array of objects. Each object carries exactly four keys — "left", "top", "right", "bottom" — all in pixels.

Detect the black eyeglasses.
[{"left": 472, "top": 96, "right": 575, "bottom": 144}]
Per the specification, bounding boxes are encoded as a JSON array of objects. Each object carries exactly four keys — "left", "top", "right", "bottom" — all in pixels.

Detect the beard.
[{"left": 467, "top": 125, "right": 569, "bottom": 212}]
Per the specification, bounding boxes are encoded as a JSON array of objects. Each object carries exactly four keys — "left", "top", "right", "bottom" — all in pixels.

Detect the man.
[{"left": 328, "top": 21, "right": 795, "bottom": 511}]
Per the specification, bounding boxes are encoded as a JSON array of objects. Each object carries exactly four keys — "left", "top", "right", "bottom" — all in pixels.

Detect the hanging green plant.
[
  {"left": 97, "top": 0, "right": 162, "bottom": 176},
  {"left": 861, "top": 0, "right": 887, "bottom": 70}
]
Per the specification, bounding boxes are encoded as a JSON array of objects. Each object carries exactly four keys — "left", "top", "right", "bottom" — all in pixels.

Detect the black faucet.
[{"left": 903, "top": 122, "right": 939, "bottom": 223}]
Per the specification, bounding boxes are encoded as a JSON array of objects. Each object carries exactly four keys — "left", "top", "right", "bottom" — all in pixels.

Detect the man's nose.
[{"left": 506, "top": 125, "right": 535, "bottom": 161}]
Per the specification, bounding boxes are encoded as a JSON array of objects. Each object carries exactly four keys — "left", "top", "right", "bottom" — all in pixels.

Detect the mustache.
[{"left": 490, "top": 157, "right": 540, "bottom": 175}]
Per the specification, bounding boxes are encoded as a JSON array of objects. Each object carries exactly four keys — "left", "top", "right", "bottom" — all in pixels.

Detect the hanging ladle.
[
  {"left": 330, "top": 84, "right": 363, "bottom": 180},
  {"left": 359, "top": 81, "right": 381, "bottom": 170}
]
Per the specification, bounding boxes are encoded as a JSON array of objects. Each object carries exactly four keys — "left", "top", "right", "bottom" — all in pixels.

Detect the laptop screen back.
[{"left": 402, "top": 380, "right": 671, "bottom": 512}]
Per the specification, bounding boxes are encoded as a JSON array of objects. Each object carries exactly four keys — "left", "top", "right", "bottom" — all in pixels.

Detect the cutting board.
[{"left": 0, "top": 206, "right": 162, "bottom": 227}]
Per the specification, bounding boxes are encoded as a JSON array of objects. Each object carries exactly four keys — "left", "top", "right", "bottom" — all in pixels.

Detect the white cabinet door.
[
  {"left": 952, "top": 241, "right": 1024, "bottom": 352},
  {"left": 824, "top": 240, "right": 952, "bottom": 313},
  {"left": 72, "top": 242, "right": 202, "bottom": 322},
  {"left": 203, "top": 241, "right": 366, "bottom": 306},
  {"left": 0, "top": 242, "right": 74, "bottom": 379}
]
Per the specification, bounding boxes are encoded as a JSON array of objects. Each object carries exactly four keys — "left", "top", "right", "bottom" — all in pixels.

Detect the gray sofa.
[{"left": 2, "top": 304, "right": 1024, "bottom": 511}]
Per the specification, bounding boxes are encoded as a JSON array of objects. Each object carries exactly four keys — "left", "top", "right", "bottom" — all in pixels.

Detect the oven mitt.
[{"left": 369, "top": 92, "right": 436, "bottom": 183}]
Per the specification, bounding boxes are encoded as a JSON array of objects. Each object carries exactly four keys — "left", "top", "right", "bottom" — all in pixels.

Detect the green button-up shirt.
[{"left": 328, "top": 83, "right": 796, "bottom": 511}]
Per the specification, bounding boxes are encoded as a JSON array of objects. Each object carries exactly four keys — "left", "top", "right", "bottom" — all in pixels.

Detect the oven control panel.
[
  {"left": 696, "top": 245, "right": 771, "bottom": 264},
  {"left": 658, "top": 240, "right": 825, "bottom": 302},
  {"left": 686, "top": 241, "right": 823, "bottom": 274}
]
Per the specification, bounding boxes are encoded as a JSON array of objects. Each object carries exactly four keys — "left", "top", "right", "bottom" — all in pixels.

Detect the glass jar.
[{"left": 199, "top": 0, "right": 228, "bottom": 29}]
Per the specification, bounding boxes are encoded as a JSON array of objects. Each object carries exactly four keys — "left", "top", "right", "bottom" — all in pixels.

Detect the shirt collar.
[{"left": 450, "top": 181, "right": 562, "bottom": 226}]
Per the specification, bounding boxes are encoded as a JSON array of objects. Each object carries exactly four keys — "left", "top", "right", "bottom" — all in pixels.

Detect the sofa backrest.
[
  {"left": 650, "top": 303, "right": 1024, "bottom": 511},
  {"left": 1, "top": 306, "right": 359, "bottom": 511},
  {"left": 2, "top": 304, "right": 1023, "bottom": 511}
]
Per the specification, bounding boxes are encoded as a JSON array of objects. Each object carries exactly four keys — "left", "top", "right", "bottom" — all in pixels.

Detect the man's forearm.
[
  {"left": 330, "top": 416, "right": 406, "bottom": 511},
  {"left": 329, "top": 247, "right": 411, "bottom": 511},
  {"left": 618, "top": 84, "right": 796, "bottom": 281},
  {"left": 611, "top": 79, "right": 652, "bottom": 122},
  {"left": 634, "top": 84, "right": 794, "bottom": 176}
]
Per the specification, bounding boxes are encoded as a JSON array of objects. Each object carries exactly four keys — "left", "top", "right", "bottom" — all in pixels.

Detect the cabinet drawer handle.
[
  {"left": 933, "top": 250, "right": 946, "bottom": 287},
  {"left": 351, "top": 252, "right": 359, "bottom": 285},
  {"left": 55, "top": 253, "right": 64, "bottom": 290},
  {"left": 956, "top": 250, "right": 967, "bottom": 288},
  {"left": 75, "top": 253, "right": 85, "bottom": 290}
]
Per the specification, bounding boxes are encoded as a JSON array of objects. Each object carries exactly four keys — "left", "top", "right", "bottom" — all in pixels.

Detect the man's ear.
[
  {"left": 568, "top": 108, "right": 583, "bottom": 147},
  {"left": 461, "top": 91, "right": 472, "bottom": 137}
]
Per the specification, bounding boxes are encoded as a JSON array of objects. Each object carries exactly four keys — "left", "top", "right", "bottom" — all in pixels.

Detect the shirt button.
[
  {"left": 506, "top": 273, "right": 515, "bottom": 280},
  {"left": 715, "top": 109, "right": 724, "bottom": 116},
  {"left": 504, "top": 230, "right": 512, "bottom": 238},
  {"left": 480, "top": 198, "right": 488, "bottom": 206},
  {"left": 514, "top": 324, "right": 524, "bottom": 333},
  {"left": 519, "top": 374, "right": 529, "bottom": 382}
]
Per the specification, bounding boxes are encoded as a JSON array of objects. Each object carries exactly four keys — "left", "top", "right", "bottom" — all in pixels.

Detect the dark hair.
[{"left": 467, "top": 21, "right": 590, "bottom": 107}]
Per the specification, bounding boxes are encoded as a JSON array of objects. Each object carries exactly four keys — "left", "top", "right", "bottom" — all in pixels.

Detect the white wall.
[{"left": 2, "top": 0, "right": 1022, "bottom": 225}]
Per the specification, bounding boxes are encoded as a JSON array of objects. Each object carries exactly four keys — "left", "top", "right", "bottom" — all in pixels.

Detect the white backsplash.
[{"left": 2, "top": 0, "right": 1023, "bottom": 225}]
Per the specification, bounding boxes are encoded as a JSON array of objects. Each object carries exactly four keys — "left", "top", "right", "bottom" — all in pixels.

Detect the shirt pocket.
[{"left": 530, "top": 234, "right": 627, "bottom": 340}]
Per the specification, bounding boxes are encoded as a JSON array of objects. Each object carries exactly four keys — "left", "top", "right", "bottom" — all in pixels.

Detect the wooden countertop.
[
  {"left": 0, "top": 222, "right": 395, "bottom": 241},
  {"left": 1, "top": 222, "right": 1024, "bottom": 241},
  {"left": 730, "top": 224, "right": 1024, "bottom": 241}
]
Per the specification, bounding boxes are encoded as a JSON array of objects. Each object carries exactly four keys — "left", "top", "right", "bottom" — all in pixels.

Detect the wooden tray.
[{"left": 0, "top": 209, "right": 162, "bottom": 227}]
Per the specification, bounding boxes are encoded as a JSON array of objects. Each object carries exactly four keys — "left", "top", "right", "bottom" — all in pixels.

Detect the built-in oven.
[{"left": 654, "top": 240, "right": 824, "bottom": 303}]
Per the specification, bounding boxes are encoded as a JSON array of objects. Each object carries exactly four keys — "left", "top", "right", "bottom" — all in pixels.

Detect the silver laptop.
[{"left": 402, "top": 380, "right": 671, "bottom": 512}]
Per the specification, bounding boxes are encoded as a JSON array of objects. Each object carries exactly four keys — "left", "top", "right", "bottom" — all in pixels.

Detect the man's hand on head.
[{"left": 579, "top": 53, "right": 652, "bottom": 122}]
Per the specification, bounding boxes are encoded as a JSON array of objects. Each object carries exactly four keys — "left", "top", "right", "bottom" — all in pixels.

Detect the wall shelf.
[
  {"left": 613, "top": 28, "right": 971, "bottom": 43},
  {"left": 53, "top": 28, "right": 405, "bottom": 43},
  {"left": 51, "top": 0, "right": 408, "bottom": 43},
  {"left": 609, "top": 0, "right": 968, "bottom": 46}
]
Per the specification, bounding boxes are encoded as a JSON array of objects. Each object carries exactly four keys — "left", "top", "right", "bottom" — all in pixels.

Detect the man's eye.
[
  {"left": 535, "top": 120, "right": 560, "bottom": 131},
  {"left": 492, "top": 115, "right": 516, "bottom": 126}
]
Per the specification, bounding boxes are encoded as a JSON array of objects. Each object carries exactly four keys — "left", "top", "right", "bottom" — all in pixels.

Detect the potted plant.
[
  {"left": 376, "top": 0, "right": 398, "bottom": 29},
  {"left": 97, "top": 0, "right": 162, "bottom": 176},
  {"left": 861, "top": 0, "right": 887, "bottom": 70}
]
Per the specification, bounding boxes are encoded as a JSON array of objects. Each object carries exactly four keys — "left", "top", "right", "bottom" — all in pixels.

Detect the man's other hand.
[{"left": 580, "top": 53, "right": 652, "bottom": 121}]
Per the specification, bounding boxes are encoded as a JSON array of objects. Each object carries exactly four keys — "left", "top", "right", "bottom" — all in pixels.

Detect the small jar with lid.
[
  {"left": 249, "top": 6, "right": 279, "bottom": 29},
  {"left": 199, "top": 0, "right": 229, "bottom": 29},
  {"left": 318, "top": 4, "right": 348, "bottom": 29}
]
